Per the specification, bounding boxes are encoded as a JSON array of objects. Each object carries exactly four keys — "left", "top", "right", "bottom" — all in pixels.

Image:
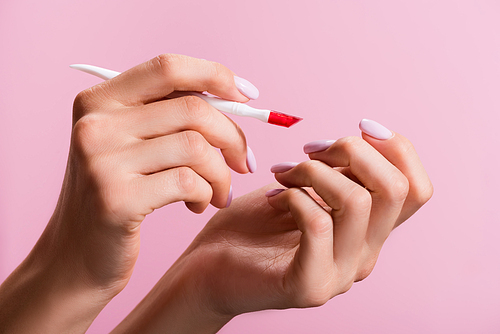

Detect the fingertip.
[
  {"left": 224, "top": 156, "right": 250, "bottom": 174},
  {"left": 225, "top": 185, "right": 233, "bottom": 208},
  {"left": 359, "top": 119, "right": 394, "bottom": 141},
  {"left": 265, "top": 188, "right": 286, "bottom": 197},
  {"left": 246, "top": 146, "right": 257, "bottom": 173},
  {"left": 205, "top": 62, "right": 253, "bottom": 103},
  {"left": 361, "top": 130, "right": 411, "bottom": 153},
  {"left": 215, "top": 118, "right": 251, "bottom": 174},
  {"left": 266, "top": 188, "right": 290, "bottom": 212},
  {"left": 234, "top": 76, "right": 260, "bottom": 100},
  {"left": 270, "top": 162, "right": 299, "bottom": 173},
  {"left": 303, "top": 140, "right": 336, "bottom": 154},
  {"left": 185, "top": 201, "right": 209, "bottom": 214}
]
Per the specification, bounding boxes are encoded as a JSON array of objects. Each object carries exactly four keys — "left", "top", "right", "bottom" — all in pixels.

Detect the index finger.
[{"left": 104, "top": 54, "right": 253, "bottom": 106}]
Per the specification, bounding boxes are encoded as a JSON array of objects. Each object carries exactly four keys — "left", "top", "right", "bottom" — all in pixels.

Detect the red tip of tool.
[{"left": 268, "top": 111, "right": 303, "bottom": 128}]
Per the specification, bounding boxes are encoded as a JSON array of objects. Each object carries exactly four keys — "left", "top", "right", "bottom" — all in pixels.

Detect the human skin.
[
  {"left": 0, "top": 54, "right": 256, "bottom": 333},
  {"left": 0, "top": 54, "right": 432, "bottom": 333},
  {"left": 110, "top": 128, "right": 433, "bottom": 333}
]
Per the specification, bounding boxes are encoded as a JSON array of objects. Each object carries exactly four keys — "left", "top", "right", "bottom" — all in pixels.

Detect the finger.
[
  {"left": 306, "top": 137, "right": 408, "bottom": 247},
  {"left": 104, "top": 54, "right": 251, "bottom": 106},
  {"left": 358, "top": 119, "right": 433, "bottom": 226},
  {"left": 267, "top": 188, "right": 337, "bottom": 303},
  {"left": 126, "top": 131, "right": 231, "bottom": 208},
  {"left": 123, "top": 96, "right": 249, "bottom": 173},
  {"left": 133, "top": 166, "right": 214, "bottom": 215},
  {"left": 272, "top": 161, "right": 371, "bottom": 268}
]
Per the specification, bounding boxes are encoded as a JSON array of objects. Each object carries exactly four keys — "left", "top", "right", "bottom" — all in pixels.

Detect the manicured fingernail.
[
  {"left": 270, "top": 162, "right": 299, "bottom": 173},
  {"left": 234, "top": 76, "right": 259, "bottom": 100},
  {"left": 303, "top": 140, "right": 336, "bottom": 154},
  {"left": 246, "top": 146, "right": 257, "bottom": 173},
  {"left": 265, "top": 188, "right": 286, "bottom": 197},
  {"left": 225, "top": 185, "right": 233, "bottom": 208},
  {"left": 359, "top": 119, "right": 393, "bottom": 140}
]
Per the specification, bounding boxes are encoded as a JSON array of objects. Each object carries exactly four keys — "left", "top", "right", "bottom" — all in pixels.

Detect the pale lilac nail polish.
[
  {"left": 270, "top": 162, "right": 299, "bottom": 173},
  {"left": 359, "top": 119, "right": 393, "bottom": 140},
  {"left": 225, "top": 185, "right": 233, "bottom": 208},
  {"left": 234, "top": 76, "right": 259, "bottom": 100},
  {"left": 303, "top": 140, "right": 336, "bottom": 154},
  {"left": 265, "top": 188, "right": 286, "bottom": 197},
  {"left": 246, "top": 146, "right": 257, "bottom": 173}
]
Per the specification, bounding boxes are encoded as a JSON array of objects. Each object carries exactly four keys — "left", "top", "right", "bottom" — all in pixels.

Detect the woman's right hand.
[
  {"left": 0, "top": 54, "right": 257, "bottom": 333},
  {"left": 59, "top": 53, "right": 257, "bottom": 292}
]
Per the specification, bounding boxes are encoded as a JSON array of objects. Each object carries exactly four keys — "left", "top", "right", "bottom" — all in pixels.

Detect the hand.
[
  {"left": 112, "top": 120, "right": 432, "bottom": 333},
  {"left": 0, "top": 54, "right": 257, "bottom": 333},
  {"left": 56, "top": 53, "right": 257, "bottom": 290}
]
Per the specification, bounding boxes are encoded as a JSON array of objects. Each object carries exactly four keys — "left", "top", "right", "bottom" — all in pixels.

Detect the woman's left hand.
[{"left": 112, "top": 120, "right": 433, "bottom": 334}]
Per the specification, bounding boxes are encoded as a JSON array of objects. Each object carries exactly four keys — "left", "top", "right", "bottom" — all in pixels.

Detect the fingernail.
[
  {"left": 270, "top": 162, "right": 299, "bottom": 173},
  {"left": 225, "top": 185, "right": 233, "bottom": 208},
  {"left": 303, "top": 140, "right": 336, "bottom": 154},
  {"left": 246, "top": 146, "right": 257, "bottom": 173},
  {"left": 265, "top": 188, "right": 286, "bottom": 197},
  {"left": 359, "top": 119, "right": 393, "bottom": 140},
  {"left": 234, "top": 76, "right": 259, "bottom": 100}
]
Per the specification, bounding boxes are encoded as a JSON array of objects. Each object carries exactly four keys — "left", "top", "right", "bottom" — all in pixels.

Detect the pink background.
[{"left": 1, "top": 1, "right": 499, "bottom": 333}]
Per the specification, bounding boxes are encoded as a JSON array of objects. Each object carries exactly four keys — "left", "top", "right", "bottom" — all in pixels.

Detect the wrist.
[
  {"left": 112, "top": 253, "right": 232, "bottom": 334},
  {"left": 42, "top": 200, "right": 133, "bottom": 298},
  {"left": 0, "top": 237, "right": 113, "bottom": 333}
]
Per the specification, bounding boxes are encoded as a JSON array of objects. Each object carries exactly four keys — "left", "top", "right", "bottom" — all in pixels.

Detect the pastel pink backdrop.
[{"left": 1, "top": 1, "right": 499, "bottom": 333}]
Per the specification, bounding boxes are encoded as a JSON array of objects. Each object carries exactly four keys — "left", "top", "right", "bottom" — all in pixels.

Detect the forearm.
[
  {"left": 111, "top": 256, "right": 232, "bottom": 334},
  {"left": 0, "top": 225, "right": 112, "bottom": 333}
]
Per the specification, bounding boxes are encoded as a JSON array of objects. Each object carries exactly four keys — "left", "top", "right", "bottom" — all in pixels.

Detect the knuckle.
[
  {"left": 356, "top": 257, "right": 378, "bottom": 282},
  {"left": 207, "top": 61, "right": 225, "bottom": 84},
  {"left": 151, "top": 53, "right": 182, "bottom": 78},
  {"left": 300, "top": 160, "right": 327, "bottom": 176},
  {"left": 413, "top": 180, "right": 434, "bottom": 207},
  {"left": 72, "top": 84, "right": 115, "bottom": 122},
  {"left": 305, "top": 212, "right": 333, "bottom": 237},
  {"left": 72, "top": 88, "right": 98, "bottom": 120},
  {"left": 71, "top": 114, "right": 102, "bottom": 155},
  {"left": 336, "top": 136, "right": 365, "bottom": 154},
  {"left": 300, "top": 291, "right": 331, "bottom": 308},
  {"left": 74, "top": 89, "right": 92, "bottom": 110},
  {"left": 286, "top": 189, "right": 333, "bottom": 236},
  {"left": 355, "top": 269, "right": 372, "bottom": 283},
  {"left": 393, "top": 136, "right": 434, "bottom": 207},
  {"left": 180, "top": 131, "right": 208, "bottom": 158},
  {"left": 338, "top": 280, "right": 354, "bottom": 295},
  {"left": 345, "top": 187, "right": 372, "bottom": 212},
  {"left": 387, "top": 173, "right": 410, "bottom": 204},
  {"left": 335, "top": 269, "right": 357, "bottom": 295},
  {"left": 180, "top": 96, "right": 211, "bottom": 123},
  {"left": 174, "top": 167, "right": 199, "bottom": 195}
]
